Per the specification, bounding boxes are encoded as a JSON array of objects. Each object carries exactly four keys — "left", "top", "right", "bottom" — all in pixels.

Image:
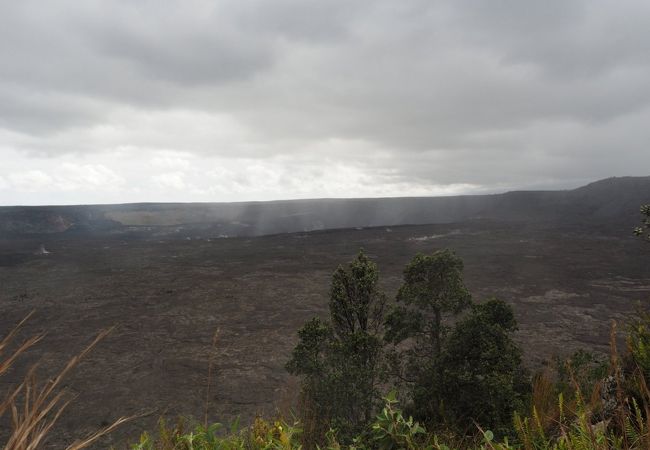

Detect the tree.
[
  {"left": 437, "top": 298, "right": 529, "bottom": 435},
  {"left": 634, "top": 204, "right": 650, "bottom": 243},
  {"left": 286, "top": 251, "right": 386, "bottom": 443},
  {"left": 384, "top": 249, "right": 472, "bottom": 420}
]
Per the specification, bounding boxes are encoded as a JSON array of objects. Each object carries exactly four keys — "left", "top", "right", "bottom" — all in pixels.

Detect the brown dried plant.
[{"left": 0, "top": 312, "right": 132, "bottom": 449}]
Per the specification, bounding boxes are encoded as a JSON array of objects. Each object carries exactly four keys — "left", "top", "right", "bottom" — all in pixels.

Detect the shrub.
[
  {"left": 437, "top": 299, "right": 529, "bottom": 437},
  {"left": 286, "top": 251, "right": 387, "bottom": 444},
  {"left": 384, "top": 250, "right": 472, "bottom": 422}
]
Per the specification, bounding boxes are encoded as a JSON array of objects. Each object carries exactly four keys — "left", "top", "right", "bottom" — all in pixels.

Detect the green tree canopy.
[
  {"left": 286, "top": 251, "right": 386, "bottom": 443},
  {"left": 383, "top": 249, "right": 472, "bottom": 422},
  {"left": 437, "top": 298, "right": 529, "bottom": 435},
  {"left": 385, "top": 249, "right": 471, "bottom": 371},
  {"left": 329, "top": 251, "right": 386, "bottom": 338}
]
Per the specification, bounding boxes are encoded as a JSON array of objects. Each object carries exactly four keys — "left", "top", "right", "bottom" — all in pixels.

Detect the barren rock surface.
[{"left": 0, "top": 221, "right": 649, "bottom": 448}]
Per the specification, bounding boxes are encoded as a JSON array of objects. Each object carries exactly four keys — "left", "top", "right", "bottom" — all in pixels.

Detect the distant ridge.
[{"left": 1, "top": 176, "right": 648, "bottom": 237}]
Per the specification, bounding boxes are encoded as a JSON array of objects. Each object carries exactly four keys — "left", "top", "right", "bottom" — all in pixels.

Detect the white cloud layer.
[{"left": 1, "top": 0, "right": 649, "bottom": 205}]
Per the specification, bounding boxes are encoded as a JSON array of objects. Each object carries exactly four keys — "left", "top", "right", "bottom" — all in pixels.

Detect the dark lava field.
[{"left": 1, "top": 220, "right": 649, "bottom": 447}]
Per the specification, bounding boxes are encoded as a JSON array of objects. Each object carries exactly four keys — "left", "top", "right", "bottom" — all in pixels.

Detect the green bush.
[
  {"left": 437, "top": 299, "right": 529, "bottom": 437},
  {"left": 286, "top": 251, "right": 387, "bottom": 444},
  {"left": 384, "top": 250, "right": 472, "bottom": 423}
]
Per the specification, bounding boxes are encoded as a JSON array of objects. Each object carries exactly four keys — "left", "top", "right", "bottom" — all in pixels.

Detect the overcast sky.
[{"left": 1, "top": 0, "right": 649, "bottom": 205}]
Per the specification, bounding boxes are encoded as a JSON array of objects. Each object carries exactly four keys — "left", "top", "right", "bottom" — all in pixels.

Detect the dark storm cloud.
[{"left": 1, "top": 0, "right": 649, "bottom": 203}]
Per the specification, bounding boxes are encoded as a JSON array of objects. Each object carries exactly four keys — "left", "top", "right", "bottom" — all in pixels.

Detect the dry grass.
[{"left": 0, "top": 312, "right": 132, "bottom": 449}]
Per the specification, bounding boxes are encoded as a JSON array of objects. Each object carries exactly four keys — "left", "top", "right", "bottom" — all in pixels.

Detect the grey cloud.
[
  {"left": 83, "top": 5, "right": 272, "bottom": 85},
  {"left": 0, "top": 0, "right": 361, "bottom": 135},
  {"left": 0, "top": 0, "right": 649, "bottom": 202},
  {"left": 450, "top": 1, "right": 650, "bottom": 80},
  {"left": 229, "top": 0, "right": 361, "bottom": 42},
  {"left": 0, "top": 83, "right": 108, "bottom": 136}
]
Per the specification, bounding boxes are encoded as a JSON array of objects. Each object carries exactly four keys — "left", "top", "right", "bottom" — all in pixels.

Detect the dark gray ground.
[{"left": 1, "top": 220, "right": 649, "bottom": 448}]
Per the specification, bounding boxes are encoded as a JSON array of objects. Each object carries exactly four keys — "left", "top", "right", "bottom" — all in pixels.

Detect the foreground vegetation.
[{"left": 127, "top": 302, "right": 650, "bottom": 450}]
